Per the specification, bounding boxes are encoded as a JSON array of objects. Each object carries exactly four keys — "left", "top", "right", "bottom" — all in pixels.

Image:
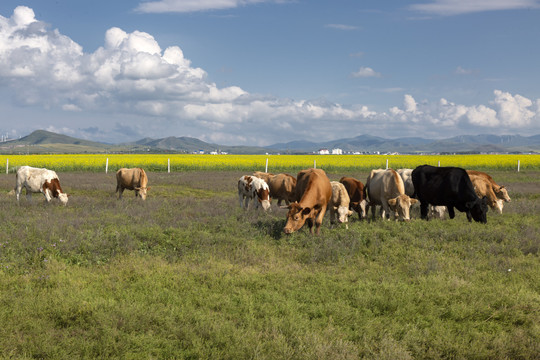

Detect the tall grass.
[{"left": 0, "top": 170, "right": 538, "bottom": 359}]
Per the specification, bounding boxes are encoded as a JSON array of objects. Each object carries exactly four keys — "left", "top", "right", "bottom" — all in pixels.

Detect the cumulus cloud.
[
  {"left": 352, "top": 67, "right": 381, "bottom": 78},
  {"left": 1, "top": 6, "right": 540, "bottom": 145},
  {"left": 410, "top": 0, "right": 540, "bottom": 16},
  {"left": 135, "top": 0, "right": 282, "bottom": 13}
]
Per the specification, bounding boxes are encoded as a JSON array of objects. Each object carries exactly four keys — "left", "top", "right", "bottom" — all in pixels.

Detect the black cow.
[{"left": 412, "top": 165, "right": 488, "bottom": 223}]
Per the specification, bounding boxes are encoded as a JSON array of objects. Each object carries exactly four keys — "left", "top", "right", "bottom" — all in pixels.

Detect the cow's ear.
[
  {"left": 348, "top": 210, "right": 354, "bottom": 216},
  {"left": 147, "top": 187, "right": 151, "bottom": 191},
  {"left": 388, "top": 198, "right": 397, "bottom": 208},
  {"left": 301, "top": 207, "right": 311, "bottom": 215},
  {"left": 410, "top": 198, "right": 418, "bottom": 205}
]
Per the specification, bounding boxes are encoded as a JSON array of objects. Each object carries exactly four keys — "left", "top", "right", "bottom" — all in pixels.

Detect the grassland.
[{"left": 0, "top": 169, "right": 539, "bottom": 359}]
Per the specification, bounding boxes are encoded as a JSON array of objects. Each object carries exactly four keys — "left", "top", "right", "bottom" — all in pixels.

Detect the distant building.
[
  {"left": 331, "top": 148, "right": 343, "bottom": 155},
  {"left": 318, "top": 148, "right": 330, "bottom": 155}
]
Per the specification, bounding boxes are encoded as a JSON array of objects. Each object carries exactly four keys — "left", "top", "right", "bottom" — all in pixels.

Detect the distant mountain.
[
  {"left": 267, "top": 134, "right": 540, "bottom": 153},
  {"left": 1, "top": 130, "right": 539, "bottom": 154}
]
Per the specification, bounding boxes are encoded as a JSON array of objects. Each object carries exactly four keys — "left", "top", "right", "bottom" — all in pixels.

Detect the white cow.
[
  {"left": 329, "top": 181, "right": 353, "bottom": 228},
  {"left": 15, "top": 166, "right": 69, "bottom": 205},
  {"left": 397, "top": 168, "right": 447, "bottom": 220},
  {"left": 366, "top": 169, "right": 417, "bottom": 221},
  {"left": 238, "top": 175, "right": 271, "bottom": 211}
]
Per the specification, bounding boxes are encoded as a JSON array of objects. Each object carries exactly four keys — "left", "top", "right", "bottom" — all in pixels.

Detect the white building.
[
  {"left": 318, "top": 149, "right": 330, "bottom": 155},
  {"left": 331, "top": 148, "right": 343, "bottom": 155}
]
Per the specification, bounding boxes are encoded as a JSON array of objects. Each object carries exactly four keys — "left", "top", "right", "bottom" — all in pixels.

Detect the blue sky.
[{"left": 1, "top": 0, "right": 539, "bottom": 145}]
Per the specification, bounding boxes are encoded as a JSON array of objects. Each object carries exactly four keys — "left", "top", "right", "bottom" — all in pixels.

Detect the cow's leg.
[
  {"left": 315, "top": 207, "right": 327, "bottom": 234},
  {"left": 466, "top": 211, "right": 472, "bottom": 222},
  {"left": 15, "top": 185, "right": 22, "bottom": 203},
  {"left": 447, "top": 206, "right": 455, "bottom": 219},
  {"left": 243, "top": 196, "right": 250, "bottom": 210},
  {"left": 420, "top": 202, "right": 429, "bottom": 220},
  {"left": 43, "top": 189, "right": 52, "bottom": 203},
  {"left": 329, "top": 207, "right": 336, "bottom": 225},
  {"left": 117, "top": 187, "right": 124, "bottom": 200},
  {"left": 306, "top": 218, "right": 314, "bottom": 234}
]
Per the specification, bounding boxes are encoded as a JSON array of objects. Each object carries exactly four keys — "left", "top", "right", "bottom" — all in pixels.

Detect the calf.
[
  {"left": 15, "top": 166, "right": 69, "bottom": 205},
  {"left": 238, "top": 175, "right": 271, "bottom": 211},
  {"left": 339, "top": 176, "right": 368, "bottom": 220},
  {"left": 366, "top": 169, "right": 417, "bottom": 221},
  {"left": 283, "top": 168, "right": 332, "bottom": 235},
  {"left": 412, "top": 165, "right": 488, "bottom": 223},
  {"left": 253, "top": 172, "right": 296, "bottom": 206},
  {"left": 329, "top": 181, "right": 353, "bottom": 228}
]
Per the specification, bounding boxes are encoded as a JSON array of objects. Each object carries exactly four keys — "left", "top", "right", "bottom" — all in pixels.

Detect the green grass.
[{"left": 0, "top": 171, "right": 539, "bottom": 359}]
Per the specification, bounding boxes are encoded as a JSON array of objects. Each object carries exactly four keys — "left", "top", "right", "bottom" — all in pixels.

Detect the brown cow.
[
  {"left": 467, "top": 170, "right": 511, "bottom": 213},
  {"left": 283, "top": 168, "right": 332, "bottom": 235},
  {"left": 339, "top": 176, "right": 368, "bottom": 220},
  {"left": 253, "top": 171, "right": 296, "bottom": 206},
  {"left": 116, "top": 168, "right": 150, "bottom": 200}
]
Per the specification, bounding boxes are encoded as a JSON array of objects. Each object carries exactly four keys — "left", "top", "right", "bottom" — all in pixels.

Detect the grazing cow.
[
  {"left": 253, "top": 171, "right": 296, "bottom": 206},
  {"left": 116, "top": 168, "right": 150, "bottom": 200},
  {"left": 339, "top": 176, "right": 368, "bottom": 220},
  {"left": 252, "top": 171, "right": 275, "bottom": 184},
  {"left": 238, "top": 175, "right": 271, "bottom": 211},
  {"left": 412, "top": 165, "right": 488, "bottom": 223},
  {"left": 398, "top": 168, "right": 447, "bottom": 219},
  {"left": 329, "top": 181, "right": 353, "bottom": 228},
  {"left": 283, "top": 168, "right": 332, "bottom": 235},
  {"left": 15, "top": 166, "right": 69, "bottom": 205},
  {"left": 467, "top": 170, "right": 511, "bottom": 214},
  {"left": 366, "top": 169, "right": 418, "bottom": 221}
]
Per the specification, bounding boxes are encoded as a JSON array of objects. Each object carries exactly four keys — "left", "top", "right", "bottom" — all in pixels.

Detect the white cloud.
[
  {"left": 455, "top": 66, "right": 473, "bottom": 75},
  {"left": 325, "top": 24, "right": 359, "bottom": 31},
  {"left": 410, "top": 0, "right": 540, "bottom": 16},
  {"left": 1, "top": 6, "right": 540, "bottom": 145},
  {"left": 135, "top": 0, "right": 281, "bottom": 13},
  {"left": 352, "top": 67, "right": 381, "bottom": 78}
]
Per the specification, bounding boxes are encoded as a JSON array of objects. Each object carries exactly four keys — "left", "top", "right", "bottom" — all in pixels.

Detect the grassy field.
[{"left": 0, "top": 170, "right": 539, "bottom": 359}]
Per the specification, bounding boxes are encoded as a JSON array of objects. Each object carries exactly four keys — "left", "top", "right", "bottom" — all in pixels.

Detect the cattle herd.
[
  {"left": 12, "top": 164, "right": 511, "bottom": 235},
  {"left": 239, "top": 165, "right": 511, "bottom": 234}
]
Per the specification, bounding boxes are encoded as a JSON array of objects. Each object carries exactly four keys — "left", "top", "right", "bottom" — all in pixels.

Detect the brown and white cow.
[
  {"left": 116, "top": 168, "right": 150, "bottom": 200},
  {"left": 329, "top": 181, "right": 353, "bottom": 228},
  {"left": 397, "top": 168, "right": 447, "bottom": 219},
  {"left": 467, "top": 170, "right": 511, "bottom": 214},
  {"left": 366, "top": 168, "right": 417, "bottom": 221},
  {"left": 283, "top": 168, "right": 332, "bottom": 235},
  {"left": 339, "top": 176, "right": 368, "bottom": 220},
  {"left": 15, "top": 166, "right": 69, "bottom": 205},
  {"left": 253, "top": 172, "right": 297, "bottom": 206},
  {"left": 238, "top": 175, "right": 271, "bottom": 211}
]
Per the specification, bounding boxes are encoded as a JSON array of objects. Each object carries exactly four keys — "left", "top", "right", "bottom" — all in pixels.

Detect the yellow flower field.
[{"left": 1, "top": 154, "right": 538, "bottom": 173}]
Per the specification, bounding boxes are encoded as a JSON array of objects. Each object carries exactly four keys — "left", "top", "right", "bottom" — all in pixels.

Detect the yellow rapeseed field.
[{"left": 1, "top": 154, "right": 539, "bottom": 173}]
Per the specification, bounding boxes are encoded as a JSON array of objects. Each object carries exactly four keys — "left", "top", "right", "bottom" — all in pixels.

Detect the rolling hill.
[{"left": 0, "top": 130, "right": 539, "bottom": 154}]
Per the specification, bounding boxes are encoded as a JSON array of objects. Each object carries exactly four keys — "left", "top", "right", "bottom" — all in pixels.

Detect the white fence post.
[
  {"left": 6, "top": 159, "right": 8, "bottom": 174},
  {"left": 168, "top": 158, "right": 170, "bottom": 173},
  {"left": 517, "top": 160, "right": 520, "bottom": 172},
  {"left": 386, "top": 159, "right": 389, "bottom": 170},
  {"left": 314, "top": 160, "right": 316, "bottom": 169},
  {"left": 105, "top": 158, "right": 109, "bottom": 174},
  {"left": 265, "top": 158, "right": 268, "bottom": 173},
  {"left": 438, "top": 160, "right": 440, "bottom": 167}
]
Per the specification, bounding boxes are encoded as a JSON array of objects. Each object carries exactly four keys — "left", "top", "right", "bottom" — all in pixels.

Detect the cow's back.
[
  {"left": 117, "top": 168, "right": 142, "bottom": 189},
  {"left": 296, "top": 168, "right": 332, "bottom": 206},
  {"left": 339, "top": 176, "right": 366, "bottom": 203}
]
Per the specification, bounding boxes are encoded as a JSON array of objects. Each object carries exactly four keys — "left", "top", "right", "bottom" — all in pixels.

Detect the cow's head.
[
  {"left": 496, "top": 186, "right": 511, "bottom": 202},
  {"left": 350, "top": 199, "right": 369, "bottom": 219},
  {"left": 387, "top": 194, "right": 418, "bottom": 221},
  {"left": 336, "top": 205, "right": 353, "bottom": 224},
  {"left": 467, "top": 196, "right": 488, "bottom": 223},
  {"left": 283, "top": 203, "right": 313, "bottom": 234},
  {"left": 256, "top": 187, "right": 271, "bottom": 211},
  {"left": 58, "top": 193, "right": 69, "bottom": 205},
  {"left": 135, "top": 186, "right": 150, "bottom": 200}
]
